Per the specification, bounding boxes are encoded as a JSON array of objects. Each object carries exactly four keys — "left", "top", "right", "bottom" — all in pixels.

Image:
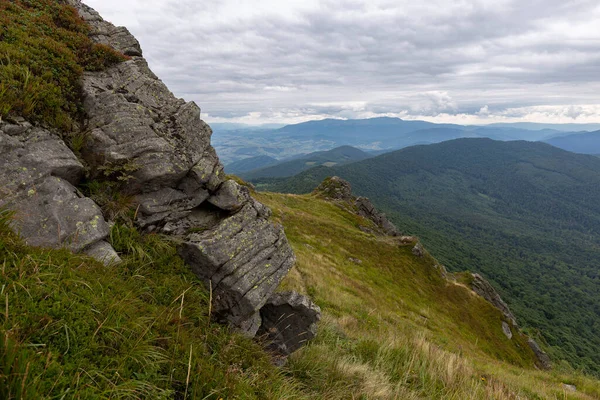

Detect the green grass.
[
  {"left": 0, "top": 0, "right": 128, "bottom": 130},
  {"left": 2, "top": 188, "right": 600, "bottom": 398},
  {"left": 255, "top": 192, "right": 600, "bottom": 399},
  {"left": 0, "top": 209, "right": 300, "bottom": 399}
]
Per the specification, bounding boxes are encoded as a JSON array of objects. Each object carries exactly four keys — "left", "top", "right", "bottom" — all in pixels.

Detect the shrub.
[{"left": 0, "top": 0, "right": 128, "bottom": 130}]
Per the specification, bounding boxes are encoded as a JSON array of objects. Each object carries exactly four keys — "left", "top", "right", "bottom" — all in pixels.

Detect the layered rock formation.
[
  {"left": 0, "top": 0, "right": 320, "bottom": 355},
  {"left": 0, "top": 119, "right": 120, "bottom": 265},
  {"left": 67, "top": 0, "right": 317, "bottom": 340}
]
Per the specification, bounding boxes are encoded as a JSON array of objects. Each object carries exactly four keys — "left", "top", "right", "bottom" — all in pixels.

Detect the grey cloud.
[{"left": 86, "top": 0, "right": 600, "bottom": 124}]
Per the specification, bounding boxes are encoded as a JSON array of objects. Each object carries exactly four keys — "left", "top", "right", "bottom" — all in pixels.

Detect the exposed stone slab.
[
  {"left": 502, "top": 321, "right": 513, "bottom": 340},
  {"left": 84, "top": 240, "right": 122, "bottom": 266},
  {"left": 528, "top": 338, "right": 552, "bottom": 370}
]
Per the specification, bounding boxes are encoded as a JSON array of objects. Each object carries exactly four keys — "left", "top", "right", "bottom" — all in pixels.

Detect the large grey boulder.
[
  {"left": 0, "top": 121, "right": 119, "bottom": 264},
  {"left": 258, "top": 291, "right": 321, "bottom": 357},
  {"left": 73, "top": 3, "right": 224, "bottom": 228}
]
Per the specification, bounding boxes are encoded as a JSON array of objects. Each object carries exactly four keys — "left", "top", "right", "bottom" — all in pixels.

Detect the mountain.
[
  {"left": 210, "top": 122, "right": 286, "bottom": 131},
  {"left": 544, "top": 130, "right": 600, "bottom": 154},
  {"left": 225, "top": 155, "right": 279, "bottom": 174},
  {"left": 240, "top": 145, "right": 371, "bottom": 179},
  {"left": 214, "top": 117, "right": 577, "bottom": 165},
  {"left": 261, "top": 138, "right": 600, "bottom": 373},
  {"left": 3, "top": 0, "right": 600, "bottom": 397},
  {"left": 488, "top": 122, "right": 600, "bottom": 132}
]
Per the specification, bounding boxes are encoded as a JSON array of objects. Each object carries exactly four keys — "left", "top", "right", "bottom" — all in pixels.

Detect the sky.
[{"left": 85, "top": 0, "right": 600, "bottom": 126}]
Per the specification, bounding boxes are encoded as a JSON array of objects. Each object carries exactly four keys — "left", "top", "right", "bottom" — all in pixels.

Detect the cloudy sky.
[{"left": 86, "top": 0, "right": 600, "bottom": 125}]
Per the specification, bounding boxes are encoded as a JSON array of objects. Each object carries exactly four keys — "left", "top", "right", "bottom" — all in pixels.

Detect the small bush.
[{"left": 0, "top": 0, "right": 128, "bottom": 130}]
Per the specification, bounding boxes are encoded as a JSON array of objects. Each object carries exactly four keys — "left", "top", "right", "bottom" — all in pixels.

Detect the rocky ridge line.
[{"left": 313, "top": 176, "right": 400, "bottom": 236}]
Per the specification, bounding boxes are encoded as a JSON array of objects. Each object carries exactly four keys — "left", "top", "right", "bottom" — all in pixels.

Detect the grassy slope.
[
  {"left": 3, "top": 192, "right": 600, "bottom": 399},
  {"left": 255, "top": 191, "right": 600, "bottom": 399},
  {"left": 0, "top": 211, "right": 300, "bottom": 399}
]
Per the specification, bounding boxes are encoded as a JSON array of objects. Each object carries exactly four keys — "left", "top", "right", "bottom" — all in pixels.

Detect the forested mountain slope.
[
  {"left": 544, "top": 131, "right": 600, "bottom": 154},
  {"left": 240, "top": 145, "right": 371, "bottom": 179},
  {"left": 259, "top": 138, "right": 600, "bottom": 373}
]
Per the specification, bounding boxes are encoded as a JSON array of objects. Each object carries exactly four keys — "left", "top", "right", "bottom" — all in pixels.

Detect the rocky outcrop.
[
  {"left": 501, "top": 321, "right": 513, "bottom": 340},
  {"left": 179, "top": 200, "right": 296, "bottom": 332},
  {"left": 315, "top": 177, "right": 400, "bottom": 236},
  {"left": 412, "top": 243, "right": 425, "bottom": 257},
  {"left": 258, "top": 291, "right": 321, "bottom": 360},
  {"left": 470, "top": 273, "right": 552, "bottom": 368},
  {"left": 471, "top": 273, "right": 517, "bottom": 326},
  {"left": 355, "top": 197, "right": 400, "bottom": 236},
  {"left": 528, "top": 338, "right": 552, "bottom": 370},
  {"left": 61, "top": 0, "right": 305, "bottom": 340},
  {"left": 314, "top": 176, "right": 354, "bottom": 200},
  {"left": 0, "top": 119, "right": 120, "bottom": 265}
]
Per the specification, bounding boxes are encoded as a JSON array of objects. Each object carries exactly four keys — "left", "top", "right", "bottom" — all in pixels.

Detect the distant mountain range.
[
  {"left": 235, "top": 145, "right": 371, "bottom": 179},
  {"left": 224, "top": 155, "right": 279, "bottom": 175},
  {"left": 257, "top": 138, "right": 600, "bottom": 373},
  {"left": 544, "top": 130, "right": 600, "bottom": 154},
  {"left": 488, "top": 122, "right": 600, "bottom": 132},
  {"left": 213, "top": 117, "right": 598, "bottom": 165}
]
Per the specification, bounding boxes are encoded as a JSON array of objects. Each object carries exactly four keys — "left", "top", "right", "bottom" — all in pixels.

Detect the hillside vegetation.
[
  {"left": 225, "top": 155, "right": 279, "bottom": 175},
  {"left": 0, "top": 0, "right": 127, "bottom": 130},
  {"left": 4, "top": 190, "right": 600, "bottom": 398},
  {"left": 259, "top": 138, "right": 600, "bottom": 374}
]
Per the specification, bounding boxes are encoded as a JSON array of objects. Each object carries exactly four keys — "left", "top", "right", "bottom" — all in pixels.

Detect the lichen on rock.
[{"left": 0, "top": 120, "right": 119, "bottom": 265}]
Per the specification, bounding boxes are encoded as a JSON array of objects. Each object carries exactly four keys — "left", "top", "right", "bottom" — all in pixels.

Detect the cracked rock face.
[
  {"left": 0, "top": 121, "right": 119, "bottom": 265},
  {"left": 67, "top": 0, "right": 301, "bottom": 336},
  {"left": 179, "top": 200, "right": 296, "bottom": 331},
  {"left": 258, "top": 291, "right": 321, "bottom": 357}
]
